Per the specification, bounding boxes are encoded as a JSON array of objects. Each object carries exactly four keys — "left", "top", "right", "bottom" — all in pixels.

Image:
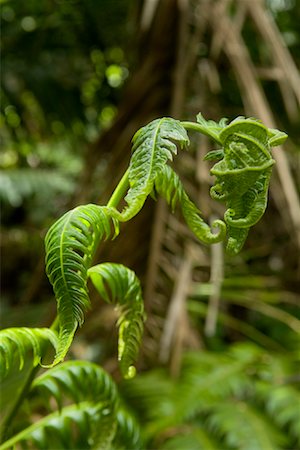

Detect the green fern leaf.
[
  {"left": 45, "top": 204, "right": 119, "bottom": 366},
  {"left": 31, "top": 360, "right": 118, "bottom": 409},
  {"left": 112, "top": 408, "right": 142, "bottom": 450},
  {"left": 121, "top": 118, "right": 189, "bottom": 221},
  {"left": 88, "top": 263, "right": 145, "bottom": 379},
  {"left": 0, "top": 402, "right": 113, "bottom": 450},
  {"left": 0, "top": 327, "right": 58, "bottom": 378},
  {"left": 161, "top": 428, "right": 220, "bottom": 450},
  {"left": 0, "top": 404, "right": 142, "bottom": 450},
  {"left": 30, "top": 361, "right": 119, "bottom": 449},
  {"left": 258, "top": 383, "right": 300, "bottom": 445},
  {"left": 154, "top": 165, "right": 226, "bottom": 244},
  {"left": 207, "top": 401, "right": 287, "bottom": 450},
  {"left": 1, "top": 362, "right": 142, "bottom": 450}
]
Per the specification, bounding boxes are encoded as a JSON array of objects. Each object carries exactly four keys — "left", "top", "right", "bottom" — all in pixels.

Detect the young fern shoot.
[
  {"left": 0, "top": 113, "right": 287, "bottom": 449},
  {"left": 43, "top": 113, "right": 287, "bottom": 374}
]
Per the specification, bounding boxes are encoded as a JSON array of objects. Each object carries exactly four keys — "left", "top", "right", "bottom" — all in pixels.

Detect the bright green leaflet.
[
  {"left": 154, "top": 165, "right": 226, "bottom": 244},
  {"left": 121, "top": 117, "right": 189, "bottom": 221},
  {"left": 45, "top": 204, "right": 119, "bottom": 365},
  {"left": 88, "top": 263, "right": 145, "bottom": 379}
]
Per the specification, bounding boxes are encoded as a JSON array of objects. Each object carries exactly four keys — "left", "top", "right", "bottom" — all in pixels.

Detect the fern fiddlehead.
[
  {"left": 209, "top": 117, "right": 286, "bottom": 254},
  {"left": 184, "top": 115, "right": 287, "bottom": 254}
]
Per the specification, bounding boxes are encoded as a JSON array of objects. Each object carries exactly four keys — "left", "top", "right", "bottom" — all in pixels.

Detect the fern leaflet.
[
  {"left": 88, "top": 263, "right": 145, "bottom": 379},
  {"left": 30, "top": 361, "right": 118, "bottom": 449},
  {"left": 0, "top": 327, "right": 58, "bottom": 378},
  {"left": 45, "top": 204, "right": 119, "bottom": 366},
  {"left": 154, "top": 165, "right": 226, "bottom": 244},
  {"left": 121, "top": 117, "right": 189, "bottom": 221}
]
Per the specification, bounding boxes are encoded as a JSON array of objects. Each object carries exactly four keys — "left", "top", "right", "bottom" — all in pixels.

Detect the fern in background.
[{"left": 121, "top": 343, "right": 300, "bottom": 450}]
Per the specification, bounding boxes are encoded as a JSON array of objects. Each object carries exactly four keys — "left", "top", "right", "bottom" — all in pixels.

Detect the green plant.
[
  {"left": 0, "top": 115, "right": 287, "bottom": 449},
  {"left": 121, "top": 342, "right": 300, "bottom": 450}
]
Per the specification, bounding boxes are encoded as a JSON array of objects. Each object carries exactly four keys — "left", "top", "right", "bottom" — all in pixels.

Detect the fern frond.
[
  {"left": 0, "top": 402, "right": 113, "bottom": 450},
  {"left": 0, "top": 169, "right": 74, "bottom": 207},
  {"left": 30, "top": 360, "right": 119, "bottom": 448},
  {"left": 258, "top": 383, "right": 300, "bottom": 445},
  {"left": 31, "top": 360, "right": 118, "bottom": 411},
  {"left": 0, "top": 327, "right": 58, "bottom": 378},
  {"left": 45, "top": 204, "right": 119, "bottom": 366},
  {"left": 160, "top": 427, "right": 220, "bottom": 450},
  {"left": 1, "top": 362, "right": 142, "bottom": 450},
  {"left": 112, "top": 408, "right": 143, "bottom": 450},
  {"left": 207, "top": 401, "right": 287, "bottom": 450},
  {"left": 88, "top": 263, "right": 145, "bottom": 379},
  {"left": 121, "top": 344, "right": 298, "bottom": 449},
  {"left": 154, "top": 165, "right": 226, "bottom": 244},
  {"left": 121, "top": 118, "right": 189, "bottom": 221}
]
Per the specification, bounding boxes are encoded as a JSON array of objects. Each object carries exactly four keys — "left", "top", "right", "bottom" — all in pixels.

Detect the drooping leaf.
[
  {"left": 0, "top": 327, "right": 58, "bottom": 378},
  {"left": 45, "top": 204, "right": 119, "bottom": 365},
  {"left": 88, "top": 263, "right": 145, "bottom": 379},
  {"left": 154, "top": 165, "right": 226, "bottom": 244},
  {"left": 121, "top": 117, "right": 189, "bottom": 221}
]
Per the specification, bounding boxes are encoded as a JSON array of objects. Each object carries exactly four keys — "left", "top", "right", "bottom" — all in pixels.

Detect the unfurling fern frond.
[
  {"left": 121, "top": 118, "right": 189, "bottom": 221},
  {"left": 0, "top": 327, "right": 58, "bottom": 378},
  {"left": 201, "top": 116, "right": 287, "bottom": 254},
  {"left": 154, "top": 165, "right": 226, "bottom": 244},
  {"left": 45, "top": 204, "right": 119, "bottom": 366},
  {"left": 88, "top": 263, "right": 145, "bottom": 379}
]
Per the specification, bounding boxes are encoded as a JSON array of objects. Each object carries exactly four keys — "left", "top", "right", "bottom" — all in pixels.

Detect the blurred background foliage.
[{"left": 1, "top": 0, "right": 300, "bottom": 449}]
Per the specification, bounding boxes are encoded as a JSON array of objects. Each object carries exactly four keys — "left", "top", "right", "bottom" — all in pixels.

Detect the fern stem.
[
  {"left": 181, "top": 121, "right": 222, "bottom": 144},
  {"left": 107, "top": 168, "right": 130, "bottom": 209}
]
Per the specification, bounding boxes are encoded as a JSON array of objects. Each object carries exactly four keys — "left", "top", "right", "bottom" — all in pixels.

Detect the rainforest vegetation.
[{"left": 1, "top": 1, "right": 300, "bottom": 449}]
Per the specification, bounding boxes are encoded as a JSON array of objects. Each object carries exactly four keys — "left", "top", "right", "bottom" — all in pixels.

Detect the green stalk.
[
  {"left": 181, "top": 121, "right": 222, "bottom": 144},
  {"left": 107, "top": 168, "right": 130, "bottom": 209}
]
